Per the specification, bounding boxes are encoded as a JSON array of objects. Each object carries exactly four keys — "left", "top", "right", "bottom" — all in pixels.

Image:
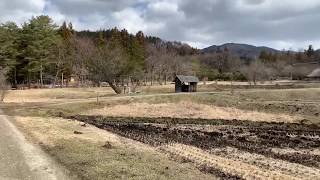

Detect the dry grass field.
[
  {"left": 3, "top": 87, "right": 115, "bottom": 102},
  {"left": 1, "top": 82, "right": 320, "bottom": 179},
  {"left": 84, "top": 101, "right": 302, "bottom": 123}
]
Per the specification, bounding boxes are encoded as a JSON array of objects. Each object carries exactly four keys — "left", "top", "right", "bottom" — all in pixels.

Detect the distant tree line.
[
  {"left": 0, "top": 16, "right": 199, "bottom": 93},
  {"left": 0, "top": 15, "right": 319, "bottom": 93}
]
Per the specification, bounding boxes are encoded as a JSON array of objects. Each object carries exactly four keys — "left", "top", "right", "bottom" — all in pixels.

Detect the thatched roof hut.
[{"left": 307, "top": 68, "right": 320, "bottom": 79}]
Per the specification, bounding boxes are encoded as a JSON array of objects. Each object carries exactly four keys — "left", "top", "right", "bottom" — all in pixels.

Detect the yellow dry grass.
[
  {"left": 84, "top": 101, "right": 302, "bottom": 123},
  {"left": 4, "top": 87, "right": 115, "bottom": 103},
  {"left": 14, "top": 116, "right": 110, "bottom": 146}
]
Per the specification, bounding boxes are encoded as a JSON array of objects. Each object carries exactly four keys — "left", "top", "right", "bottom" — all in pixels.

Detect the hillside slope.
[{"left": 202, "top": 43, "right": 279, "bottom": 58}]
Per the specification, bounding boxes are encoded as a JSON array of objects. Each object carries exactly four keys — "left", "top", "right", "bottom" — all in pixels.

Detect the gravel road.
[{"left": 0, "top": 111, "right": 70, "bottom": 180}]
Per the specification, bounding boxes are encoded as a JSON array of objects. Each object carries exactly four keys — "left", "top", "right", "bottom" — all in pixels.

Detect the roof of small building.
[
  {"left": 307, "top": 68, "right": 320, "bottom": 78},
  {"left": 176, "top": 75, "right": 199, "bottom": 83}
]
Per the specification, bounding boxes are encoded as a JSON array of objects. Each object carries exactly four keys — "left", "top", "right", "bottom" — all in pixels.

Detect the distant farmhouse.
[
  {"left": 290, "top": 62, "right": 320, "bottom": 80},
  {"left": 307, "top": 68, "right": 320, "bottom": 80},
  {"left": 175, "top": 75, "right": 199, "bottom": 93}
]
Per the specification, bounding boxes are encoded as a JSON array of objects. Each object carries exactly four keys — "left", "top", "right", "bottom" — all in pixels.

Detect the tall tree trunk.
[
  {"left": 40, "top": 62, "right": 43, "bottom": 87},
  {"left": 28, "top": 72, "right": 31, "bottom": 89},
  {"left": 61, "top": 72, "right": 64, "bottom": 88},
  {"left": 158, "top": 71, "right": 162, "bottom": 85},
  {"left": 164, "top": 73, "right": 167, "bottom": 85},
  {"left": 108, "top": 81, "right": 122, "bottom": 94},
  {"left": 53, "top": 68, "right": 60, "bottom": 87},
  {"left": 151, "top": 71, "right": 154, "bottom": 86},
  {"left": 12, "top": 68, "right": 17, "bottom": 89},
  {"left": 253, "top": 72, "right": 257, "bottom": 85}
]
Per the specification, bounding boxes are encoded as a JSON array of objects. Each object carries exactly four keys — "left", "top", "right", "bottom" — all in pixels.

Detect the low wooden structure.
[{"left": 175, "top": 75, "right": 199, "bottom": 93}]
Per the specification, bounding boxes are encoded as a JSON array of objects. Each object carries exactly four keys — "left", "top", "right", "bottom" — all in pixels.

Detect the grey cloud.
[
  {"left": 48, "top": 0, "right": 134, "bottom": 15},
  {"left": 2, "top": 0, "right": 320, "bottom": 50},
  {"left": 242, "top": 0, "right": 266, "bottom": 5},
  {"left": 1, "top": 0, "right": 42, "bottom": 12},
  {"left": 0, "top": 0, "right": 45, "bottom": 24},
  {"left": 164, "top": 0, "right": 320, "bottom": 49}
]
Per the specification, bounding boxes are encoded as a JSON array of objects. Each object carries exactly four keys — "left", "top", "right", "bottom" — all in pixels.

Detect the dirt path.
[{"left": 0, "top": 110, "right": 70, "bottom": 180}]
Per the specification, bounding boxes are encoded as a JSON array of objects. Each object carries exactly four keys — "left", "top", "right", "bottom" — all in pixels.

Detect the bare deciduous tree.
[
  {"left": 240, "top": 60, "right": 274, "bottom": 85},
  {"left": 74, "top": 37, "right": 95, "bottom": 87},
  {"left": 82, "top": 38, "right": 128, "bottom": 94},
  {"left": 146, "top": 43, "right": 194, "bottom": 86}
]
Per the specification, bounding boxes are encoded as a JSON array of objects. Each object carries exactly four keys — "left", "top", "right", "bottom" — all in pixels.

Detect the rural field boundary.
[{"left": 64, "top": 115, "right": 320, "bottom": 179}]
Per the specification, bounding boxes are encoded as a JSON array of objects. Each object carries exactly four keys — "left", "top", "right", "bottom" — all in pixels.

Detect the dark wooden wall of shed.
[
  {"left": 175, "top": 78, "right": 182, "bottom": 92},
  {"left": 190, "top": 82, "right": 197, "bottom": 92}
]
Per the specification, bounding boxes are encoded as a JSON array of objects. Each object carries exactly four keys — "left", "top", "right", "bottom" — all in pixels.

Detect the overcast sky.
[{"left": 1, "top": 0, "right": 320, "bottom": 50}]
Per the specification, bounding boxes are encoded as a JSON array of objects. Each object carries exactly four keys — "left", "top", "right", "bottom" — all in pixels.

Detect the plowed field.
[{"left": 68, "top": 116, "right": 320, "bottom": 179}]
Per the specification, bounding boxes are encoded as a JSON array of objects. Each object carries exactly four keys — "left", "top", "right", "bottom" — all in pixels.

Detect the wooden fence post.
[{"left": 96, "top": 92, "right": 99, "bottom": 104}]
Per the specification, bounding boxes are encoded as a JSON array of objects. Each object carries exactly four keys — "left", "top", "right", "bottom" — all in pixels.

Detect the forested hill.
[
  {"left": 201, "top": 43, "right": 279, "bottom": 58},
  {"left": 76, "top": 29, "right": 198, "bottom": 56}
]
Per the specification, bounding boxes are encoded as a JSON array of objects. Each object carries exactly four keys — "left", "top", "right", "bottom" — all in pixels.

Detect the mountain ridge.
[
  {"left": 201, "top": 43, "right": 279, "bottom": 58},
  {"left": 201, "top": 43, "right": 320, "bottom": 58}
]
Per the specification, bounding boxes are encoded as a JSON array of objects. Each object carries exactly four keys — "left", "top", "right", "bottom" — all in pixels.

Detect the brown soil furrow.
[
  {"left": 271, "top": 148, "right": 320, "bottom": 157},
  {"left": 67, "top": 116, "right": 320, "bottom": 167},
  {"left": 162, "top": 144, "right": 300, "bottom": 180},
  {"left": 211, "top": 147, "right": 320, "bottom": 179}
]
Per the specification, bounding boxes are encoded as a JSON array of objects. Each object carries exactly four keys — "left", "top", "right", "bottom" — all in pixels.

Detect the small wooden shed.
[{"left": 175, "top": 75, "right": 199, "bottom": 93}]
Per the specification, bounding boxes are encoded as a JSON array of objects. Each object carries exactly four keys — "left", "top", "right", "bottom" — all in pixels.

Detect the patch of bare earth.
[
  {"left": 161, "top": 144, "right": 320, "bottom": 180},
  {"left": 73, "top": 116, "right": 320, "bottom": 179},
  {"left": 84, "top": 101, "right": 302, "bottom": 123}
]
